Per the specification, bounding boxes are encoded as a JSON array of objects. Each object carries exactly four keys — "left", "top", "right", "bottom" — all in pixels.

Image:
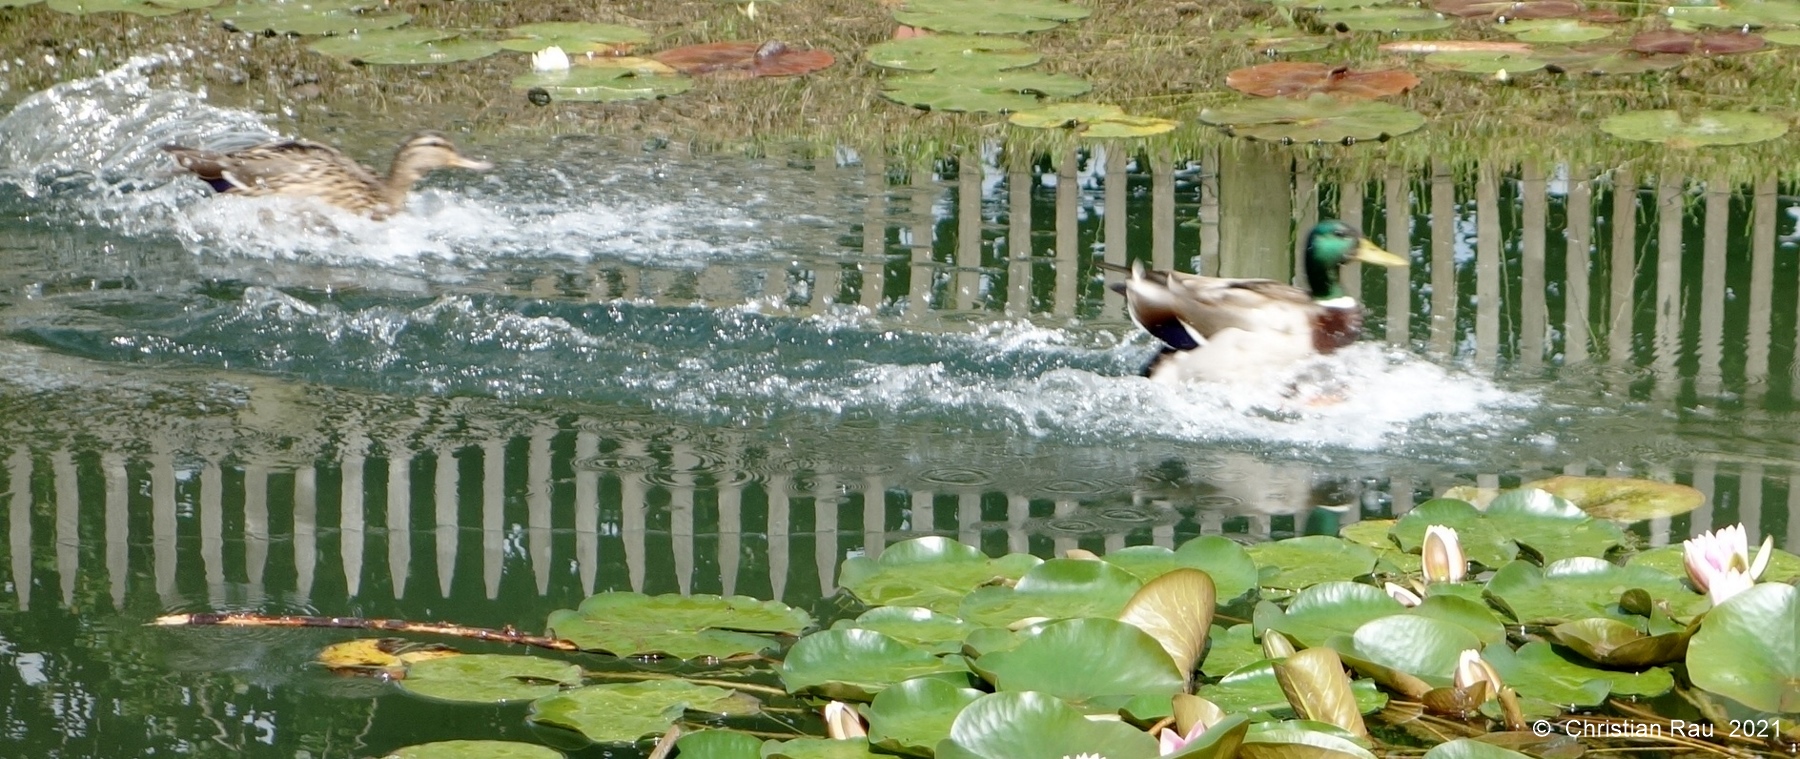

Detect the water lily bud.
[
  {"left": 1453, "top": 649, "right": 1502, "bottom": 700},
  {"left": 1158, "top": 721, "right": 1210, "bottom": 756},
  {"left": 1383, "top": 582, "right": 1422, "bottom": 607},
  {"left": 824, "top": 701, "right": 866, "bottom": 739},
  {"left": 1422, "top": 525, "right": 1466, "bottom": 584},
  {"left": 532, "top": 46, "right": 570, "bottom": 72}
]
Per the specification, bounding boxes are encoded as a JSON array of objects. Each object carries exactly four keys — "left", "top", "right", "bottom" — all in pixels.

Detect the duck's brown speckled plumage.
[{"left": 162, "top": 131, "right": 491, "bottom": 219}]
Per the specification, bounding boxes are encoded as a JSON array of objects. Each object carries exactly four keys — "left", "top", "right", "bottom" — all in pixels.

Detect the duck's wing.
[
  {"left": 1127, "top": 268, "right": 1317, "bottom": 347},
  {"left": 163, "top": 140, "right": 382, "bottom": 197}
]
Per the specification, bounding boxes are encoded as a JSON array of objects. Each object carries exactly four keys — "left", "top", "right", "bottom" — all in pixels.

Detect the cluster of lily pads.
[{"left": 318, "top": 475, "right": 1799, "bottom": 759}]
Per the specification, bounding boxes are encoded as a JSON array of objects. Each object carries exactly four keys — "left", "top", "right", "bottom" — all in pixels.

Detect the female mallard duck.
[
  {"left": 162, "top": 131, "right": 491, "bottom": 219},
  {"left": 1117, "top": 219, "right": 1409, "bottom": 384}
]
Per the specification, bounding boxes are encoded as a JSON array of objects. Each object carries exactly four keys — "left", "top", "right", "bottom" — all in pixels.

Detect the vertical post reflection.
[
  {"left": 1054, "top": 146, "right": 1079, "bottom": 317},
  {"left": 1519, "top": 160, "right": 1547, "bottom": 371},
  {"left": 150, "top": 442, "right": 176, "bottom": 605},
  {"left": 435, "top": 445, "right": 459, "bottom": 598},
  {"left": 529, "top": 428, "right": 554, "bottom": 596},
  {"left": 1198, "top": 148, "right": 1220, "bottom": 276},
  {"left": 671, "top": 444, "right": 697, "bottom": 595},
  {"left": 908, "top": 167, "right": 937, "bottom": 317},
  {"left": 1103, "top": 147, "right": 1129, "bottom": 315},
  {"left": 8, "top": 449, "right": 30, "bottom": 610},
  {"left": 861, "top": 153, "right": 889, "bottom": 311},
  {"left": 1339, "top": 178, "right": 1363, "bottom": 299},
  {"left": 957, "top": 152, "right": 983, "bottom": 313},
  {"left": 1384, "top": 166, "right": 1411, "bottom": 344},
  {"left": 1007, "top": 149, "right": 1033, "bottom": 316},
  {"left": 767, "top": 473, "right": 792, "bottom": 602},
  {"left": 574, "top": 434, "right": 599, "bottom": 596},
  {"left": 1293, "top": 163, "right": 1317, "bottom": 283},
  {"left": 294, "top": 465, "right": 317, "bottom": 604},
  {"left": 1474, "top": 163, "right": 1500, "bottom": 369},
  {"left": 203, "top": 460, "right": 226, "bottom": 605},
  {"left": 1608, "top": 168, "right": 1637, "bottom": 367},
  {"left": 103, "top": 452, "right": 127, "bottom": 610},
  {"left": 816, "top": 474, "right": 839, "bottom": 597},
  {"left": 245, "top": 463, "right": 269, "bottom": 604},
  {"left": 340, "top": 439, "right": 367, "bottom": 598},
  {"left": 1429, "top": 161, "right": 1457, "bottom": 355},
  {"left": 385, "top": 453, "right": 410, "bottom": 600},
  {"left": 862, "top": 477, "right": 886, "bottom": 560},
  {"left": 1564, "top": 167, "right": 1593, "bottom": 364},
  {"left": 53, "top": 451, "right": 77, "bottom": 607},
  {"left": 1152, "top": 149, "right": 1175, "bottom": 272},
  {"left": 1697, "top": 177, "right": 1728, "bottom": 398},
  {"left": 1747, "top": 176, "right": 1777, "bottom": 397},
  {"left": 1652, "top": 174, "right": 1684, "bottom": 399},
  {"left": 484, "top": 440, "right": 506, "bottom": 599}
]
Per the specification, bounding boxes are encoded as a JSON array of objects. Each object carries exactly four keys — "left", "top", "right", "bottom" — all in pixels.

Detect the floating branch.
[{"left": 152, "top": 612, "right": 580, "bottom": 651}]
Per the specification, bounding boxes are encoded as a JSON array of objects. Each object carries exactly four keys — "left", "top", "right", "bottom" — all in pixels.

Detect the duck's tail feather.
[{"left": 161, "top": 145, "right": 235, "bottom": 193}]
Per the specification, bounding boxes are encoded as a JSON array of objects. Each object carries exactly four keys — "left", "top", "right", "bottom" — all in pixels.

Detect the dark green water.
[{"left": 1, "top": 60, "right": 1798, "bottom": 757}]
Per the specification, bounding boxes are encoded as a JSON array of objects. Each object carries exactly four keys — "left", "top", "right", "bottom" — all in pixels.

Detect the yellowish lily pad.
[{"left": 1008, "top": 103, "right": 1176, "bottom": 137}]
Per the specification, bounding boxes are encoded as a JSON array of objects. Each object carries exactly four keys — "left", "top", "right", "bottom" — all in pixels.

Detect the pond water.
[{"left": 1, "top": 60, "right": 1798, "bottom": 757}]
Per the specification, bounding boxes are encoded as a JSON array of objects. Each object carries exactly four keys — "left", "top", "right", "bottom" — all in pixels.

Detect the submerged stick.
[{"left": 152, "top": 612, "right": 580, "bottom": 651}]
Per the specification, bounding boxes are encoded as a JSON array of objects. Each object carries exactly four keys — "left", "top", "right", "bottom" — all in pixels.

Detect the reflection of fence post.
[
  {"left": 861, "top": 153, "right": 889, "bottom": 310},
  {"left": 1054, "top": 146, "right": 1079, "bottom": 317},
  {"left": 1747, "top": 176, "right": 1777, "bottom": 396},
  {"left": 1007, "top": 494, "right": 1030, "bottom": 555},
  {"left": 617, "top": 441, "right": 646, "bottom": 594},
  {"left": 671, "top": 443, "right": 698, "bottom": 595},
  {"left": 816, "top": 474, "right": 839, "bottom": 597},
  {"left": 959, "top": 491, "right": 982, "bottom": 554},
  {"left": 340, "top": 442, "right": 367, "bottom": 598},
  {"left": 862, "top": 476, "right": 887, "bottom": 562},
  {"left": 1198, "top": 148, "right": 1220, "bottom": 276},
  {"left": 483, "top": 440, "right": 507, "bottom": 599},
  {"left": 1429, "top": 161, "right": 1457, "bottom": 355},
  {"left": 1741, "top": 464, "right": 1764, "bottom": 547},
  {"left": 436, "top": 445, "right": 459, "bottom": 598},
  {"left": 1564, "top": 167, "right": 1593, "bottom": 364},
  {"left": 8, "top": 449, "right": 30, "bottom": 610},
  {"left": 246, "top": 462, "right": 270, "bottom": 604},
  {"left": 1652, "top": 174, "right": 1684, "bottom": 399},
  {"left": 1697, "top": 176, "right": 1728, "bottom": 398},
  {"left": 1475, "top": 163, "right": 1500, "bottom": 369},
  {"left": 530, "top": 428, "right": 555, "bottom": 596},
  {"left": 203, "top": 460, "right": 227, "bottom": 605},
  {"left": 1152, "top": 148, "right": 1175, "bottom": 272},
  {"left": 1608, "top": 168, "right": 1637, "bottom": 368},
  {"left": 295, "top": 464, "right": 318, "bottom": 604},
  {"left": 1520, "top": 160, "right": 1547, "bottom": 371},
  {"left": 1293, "top": 162, "right": 1317, "bottom": 286},
  {"left": 957, "top": 152, "right": 983, "bottom": 313},
  {"left": 767, "top": 473, "right": 792, "bottom": 603},
  {"left": 1384, "top": 166, "right": 1411, "bottom": 343},
  {"left": 717, "top": 469, "right": 743, "bottom": 596},
  {"left": 151, "top": 444, "right": 177, "bottom": 606},
  {"left": 54, "top": 451, "right": 77, "bottom": 607},
  {"left": 1103, "top": 147, "right": 1129, "bottom": 315},
  {"left": 574, "top": 432, "right": 599, "bottom": 596},
  {"left": 385, "top": 453, "right": 409, "bottom": 601},
  {"left": 1339, "top": 178, "right": 1363, "bottom": 299},
  {"left": 104, "top": 453, "right": 127, "bottom": 610},
  {"left": 1007, "top": 149, "right": 1034, "bottom": 316}
]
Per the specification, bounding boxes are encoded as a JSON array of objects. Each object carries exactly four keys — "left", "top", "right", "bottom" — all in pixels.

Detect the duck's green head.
[{"left": 1303, "top": 219, "right": 1409, "bottom": 300}]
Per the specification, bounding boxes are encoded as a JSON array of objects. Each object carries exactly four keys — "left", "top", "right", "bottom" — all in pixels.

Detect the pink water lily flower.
[
  {"left": 1683, "top": 523, "right": 1772, "bottom": 606},
  {"left": 1159, "top": 721, "right": 1209, "bottom": 757},
  {"left": 1422, "top": 525, "right": 1466, "bottom": 584}
]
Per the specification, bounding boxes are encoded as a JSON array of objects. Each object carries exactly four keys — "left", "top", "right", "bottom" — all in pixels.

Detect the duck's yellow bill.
[{"left": 1355, "top": 239, "right": 1409, "bottom": 267}]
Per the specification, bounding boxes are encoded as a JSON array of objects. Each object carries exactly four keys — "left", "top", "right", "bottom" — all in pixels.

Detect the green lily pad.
[
  {"left": 865, "top": 677, "right": 984, "bottom": 757},
  {"left": 1198, "top": 662, "right": 1388, "bottom": 722},
  {"left": 1104, "top": 536, "right": 1260, "bottom": 603},
  {"left": 839, "top": 537, "right": 1041, "bottom": 612},
  {"left": 1550, "top": 617, "right": 1691, "bottom": 668},
  {"left": 762, "top": 739, "right": 884, "bottom": 759},
  {"left": 1409, "top": 594, "right": 1506, "bottom": 646},
  {"left": 497, "top": 22, "right": 650, "bottom": 53},
  {"left": 1339, "top": 615, "right": 1480, "bottom": 684},
  {"left": 1485, "top": 488, "right": 1628, "bottom": 563},
  {"left": 308, "top": 29, "right": 500, "bottom": 64},
  {"left": 46, "top": 0, "right": 188, "bottom": 15},
  {"left": 1319, "top": 7, "right": 1454, "bottom": 33},
  {"left": 545, "top": 591, "right": 807, "bottom": 660},
  {"left": 1426, "top": 50, "right": 1548, "bottom": 74},
  {"left": 1538, "top": 45, "right": 1684, "bottom": 75},
  {"left": 958, "top": 558, "right": 1143, "bottom": 627},
  {"left": 892, "top": 0, "right": 1091, "bottom": 35},
  {"left": 1009, "top": 104, "right": 1178, "bottom": 138},
  {"left": 934, "top": 691, "right": 1161, "bottom": 759},
  {"left": 512, "top": 67, "right": 694, "bottom": 103},
  {"left": 1422, "top": 739, "right": 1534, "bottom": 759},
  {"left": 1769, "top": 29, "right": 1800, "bottom": 45},
  {"left": 1600, "top": 109, "right": 1789, "bottom": 147},
  {"left": 779, "top": 629, "right": 969, "bottom": 701},
  {"left": 1666, "top": 1, "right": 1800, "bottom": 29},
  {"left": 1222, "top": 27, "right": 1334, "bottom": 54},
  {"left": 881, "top": 71, "right": 1091, "bottom": 113},
  {"left": 1199, "top": 94, "right": 1426, "bottom": 145},
  {"left": 1390, "top": 498, "right": 1518, "bottom": 570},
  {"left": 0, "top": 0, "right": 44, "bottom": 6},
  {"left": 865, "top": 35, "right": 1039, "bottom": 71},
  {"left": 381, "top": 741, "right": 565, "bottom": 759},
  {"left": 1484, "top": 641, "right": 1673, "bottom": 706},
  {"left": 1239, "top": 724, "right": 1378, "bottom": 759},
  {"left": 1522, "top": 475, "right": 1704, "bottom": 520},
  {"left": 1273, "top": 0, "right": 1389, "bottom": 8},
  {"left": 972, "top": 617, "right": 1186, "bottom": 703},
  {"left": 1687, "top": 583, "right": 1800, "bottom": 712},
  {"left": 1628, "top": 543, "right": 1800, "bottom": 586},
  {"left": 529, "top": 680, "right": 759, "bottom": 744},
  {"left": 1500, "top": 19, "right": 1612, "bottom": 43},
  {"left": 676, "top": 731, "right": 766, "bottom": 759},
  {"left": 1202, "top": 624, "right": 1265, "bottom": 677},
  {"left": 1260, "top": 582, "right": 1405, "bottom": 648},
  {"left": 834, "top": 607, "right": 973, "bottom": 654},
  {"left": 1245, "top": 536, "right": 1380, "bottom": 590},
  {"left": 397, "top": 654, "right": 581, "bottom": 704},
  {"left": 1486, "top": 558, "right": 1706, "bottom": 624},
  {"left": 212, "top": 0, "right": 411, "bottom": 35}
]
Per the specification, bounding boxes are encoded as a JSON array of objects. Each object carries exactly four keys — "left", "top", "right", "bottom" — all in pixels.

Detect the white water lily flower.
[
  {"left": 1453, "top": 649, "right": 1503, "bottom": 701},
  {"left": 823, "top": 701, "right": 866, "bottom": 739},
  {"left": 1683, "top": 523, "right": 1771, "bottom": 606},
  {"left": 1383, "top": 581, "right": 1423, "bottom": 607},
  {"left": 1422, "top": 524, "right": 1466, "bottom": 584},
  {"left": 532, "top": 45, "right": 570, "bottom": 72}
]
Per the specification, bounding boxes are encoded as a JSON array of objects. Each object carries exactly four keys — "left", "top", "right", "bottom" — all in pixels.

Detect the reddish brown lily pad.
[
  {"left": 1433, "top": 0, "right": 1582, "bottom": 19},
  {"left": 1225, "top": 62, "right": 1419, "bottom": 99},
  {"left": 1628, "top": 30, "right": 1765, "bottom": 55},
  {"left": 652, "top": 40, "right": 836, "bottom": 76}
]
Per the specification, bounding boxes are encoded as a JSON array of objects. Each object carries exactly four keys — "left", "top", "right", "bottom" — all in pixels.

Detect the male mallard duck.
[
  {"left": 1115, "top": 219, "right": 1409, "bottom": 384},
  {"left": 162, "top": 131, "right": 491, "bottom": 219}
]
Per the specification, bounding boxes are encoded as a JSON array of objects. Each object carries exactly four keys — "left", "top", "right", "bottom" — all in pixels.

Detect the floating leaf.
[
  {"left": 1202, "top": 93, "right": 1425, "bottom": 143},
  {"left": 780, "top": 629, "right": 969, "bottom": 701},
  {"left": 761, "top": 739, "right": 885, "bottom": 759},
  {"left": 1118, "top": 568, "right": 1216, "bottom": 674},
  {"left": 1550, "top": 617, "right": 1692, "bottom": 668},
  {"left": 211, "top": 0, "right": 410, "bottom": 35},
  {"left": 1629, "top": 543, "right": 1800, "bottom": 586},
  {"left": 1426, "top": 50, "right": 1547, "bottom": 74},
  {"left": 936, "top": 692, "right": 1162, "bottom": 759},
  {"left": 677, "top": 731, "right": 766, "bottom": 759},
  {"left": 1007, "top": 103, "right": 1177, "bottom": 138},
  {"left": 1522, "top": 475, "right": 1704, "bottom": 520},
  {"left": 1599, "top": 109, "right": 1789, "bottom": 147},
  {"left": 652, "top": 41, "right": 835, "bottom": 77},
  {"left": 1501, "top": 19, "right": 1612, "bottom": 43},
  {"left": 1485, "top": 558, "right": 1706, "bottom": 624},
  {"left": 1380, "top": 40, "right": 1533, "bottom": 54},
  {"left": 864, "top": 677, "right": 984, "bottom": 757},
  {"left": 308, "top": 29, "right": 500, "bottom": 64},
  {"left": 1484, "top": 641, "right": 1673, "bottom": 706},
  {"left": 1320, "top": 7, "right": 1453, "bottom": 33},
  {"left": 1340, "top": 615, "right": 1480, "bottom": 684},
  {"left": 891, "top": 0, "right": 1092, "bottom": 35},
  {"left": 1223, "top": 27, "right": 1334, "bottom": 54},
  {"left": 839, "top": 537, "right": 1042, "bottom": 612},
  {"left": 1666, "top": 1, "right": 1800, "bottom": 29},
  {"left": 497, "top": 22, "right": 650, "bottom": 54},
  {"left": 1687, "top": 583, "right": 1800, "bottom": 712},
  {"left": 1433, "top": 0, "right": 1580, "bottom": 19},
  {"left": 1390, "top": 499, "right": 1517, "bottom": 570},
  {"left": 382, "top": 741, "right": 565, "bottom": 759},
  {"left": 528, "top": 681, "right": 759, "bottom": 744},
  {"left": 959, "top": 558, "right": 1143, "bottom": 627},
  {"left": 1422, "top": 739, "right": 1534, "bottom": 759},
  {"left": 1768, "top": 29, "right": 1800, "bottom": 46},
  {"left": 513, "top": 67, "right": 694, "bottom": 103},
  {"left": 320, "top": 637, "right": 456, "bottom": 673},
  {"left": 1226, "top": 63, "right": 1419, "bottom": 99},
  {"left": 46, "top": 0, "right": 187, "bottom": 15},
  {"left": 865, "top": 35, "right": 1039, "bottom": 71},
  {"left": 1104, "top": 536, "right": 1260, "bottom": 603},
  {"left": 834, "top": 607, "right": 974, "bottom": 654},
  {"left": 1630, "top": 29, "right": 1766, "bottom": 55},
  {"left": 973, "top": 618, "right": 1187, "bottom": 704},
  {"left": 1199, "top": 661, "right": 1388, "bottom": 722},
  {"left": 1260, "top": 582, "right": 1405, "bottom": 648},
  {"left": 881, "top": 71, "right": 1091, "bottom": 113},
  {"left": 1238, "top": 725, "right": 1377, "bottom": 759},
  {"left": 1538, "top": 45, "right": 1684, "bottom": 75},
  {"left": 1244, "top": 535, "right": 1380, "bottom": 589},
  {"left": 545, "top": 591, "right": 806, "bottom": 660},
  {"left": 398, "top": 654, "right": 581, "bottom": 704},
  {"left": 1273, "top": 648, "right": 1368, "bottom": 738}
]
